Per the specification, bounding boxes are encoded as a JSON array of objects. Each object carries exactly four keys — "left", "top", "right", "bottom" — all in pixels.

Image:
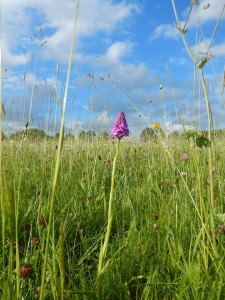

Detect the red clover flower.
[{"left": 20, "top": 263, "right": 33, "bottom": 279}]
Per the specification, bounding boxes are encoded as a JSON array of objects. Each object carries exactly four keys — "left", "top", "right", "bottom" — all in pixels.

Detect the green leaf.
[
  {"left": 182, "top": 130, "right": 210, "bottom": 148},
  {"left": 195, "top": 135, "right": 211, "bottom": 148}
]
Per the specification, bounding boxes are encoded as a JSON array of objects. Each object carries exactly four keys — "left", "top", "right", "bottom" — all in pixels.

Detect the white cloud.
[
  {"left": 78, "top": 41, "right": 159, "bottom": 90},
  {"left": 2, "top": 120, "right": 25, "bottom": 134},
  {"left": 150, "top": 0, "right": 225, "bottom": 42},
  {"left": 1, "top": 0, "right": 140, "bottom": 66},
  {"left": 168, "top": 57, "right": 188, "bottom": 65},
  {"left": 105, "top": 41, "right": 131, "bottom": 62},
  {"left": 210, "top": 42, "right": 225, "bottom": 56},
  {"left": 149, "top": 24, "right": 179, "bottom": 41},
  {"left": 78, "top": 40, "right": 133, "bottom": 68},
  {"left": 189, "top": 38, "right": 225, "bottom": 60},
  {"left": 166, "top": 122, "right": 194, "bottom": 133},
  {"left": 65, "top": 120, "right": 85, "bottom": 130},
  {"left": 190, "top": 38, "right": 211, "bottom": 54},
  {"left": 188, "top": 0, "right": 225, "bottom": 26},
  {"left": 91, "top": 111, "right": 114, "bottom": 131},
  {"left": 2, "top": 43, "right": 31, "bottom": 67},
  {"left": 65, "top": 41, "right": 160, "bottom": 120}
]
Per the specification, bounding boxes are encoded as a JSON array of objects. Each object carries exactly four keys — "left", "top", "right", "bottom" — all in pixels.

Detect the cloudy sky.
[{"left": 1, "top": 0, "right": 225, "bottom": 137}]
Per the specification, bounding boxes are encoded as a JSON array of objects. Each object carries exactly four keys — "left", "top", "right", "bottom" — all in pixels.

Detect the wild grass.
[{"left": 1, "top": 137, "right": 225, "bottom": 299}]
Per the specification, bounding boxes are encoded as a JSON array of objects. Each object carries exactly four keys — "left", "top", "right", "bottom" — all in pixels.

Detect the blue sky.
[{"left": 1, "top": 0, "right": 225, "bottom": 137}]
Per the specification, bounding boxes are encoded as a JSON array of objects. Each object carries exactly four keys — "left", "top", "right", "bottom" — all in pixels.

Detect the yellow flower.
[{"left": 153, "top": 122, "right": 160, "bottom": 129}]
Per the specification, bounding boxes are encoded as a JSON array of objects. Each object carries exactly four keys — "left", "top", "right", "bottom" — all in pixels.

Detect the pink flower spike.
[{"left": 111, "top": 112, "right": 129, "bottom": 139}]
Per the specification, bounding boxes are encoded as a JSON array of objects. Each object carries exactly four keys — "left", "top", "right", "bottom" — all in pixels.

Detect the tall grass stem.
[{"left": 39, "top": 1, "right": 80, "bottom": 299}]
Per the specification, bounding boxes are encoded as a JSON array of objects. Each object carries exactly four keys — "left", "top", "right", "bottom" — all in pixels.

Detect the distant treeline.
[
  {"left": 2, "top": 127, "right": 225, "bottom": 142},
  {"left": 140, "top": 127, "right": 225, "bottom": 140},
  {"left": 2, "top": 128, "right": 110, "bottom": 141}
]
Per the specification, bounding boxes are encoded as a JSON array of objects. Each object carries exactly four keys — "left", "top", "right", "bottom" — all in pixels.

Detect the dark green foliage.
[
  {"left": 182, "top": 130, "right": 211, "bottom": 148},
  {"left": 65, "top": 132, "right": 75, "bottom": 140},
  {"left": 86, "top": 130, "right": 96, "bottom": 140},
  {"left": 9, "top": 128, "right": 51, "bottom": 141},
  {"left": 99, "top": 131, "right": 109, "bottom": 140},
  {"left": 140, "top": 127, "right": 165, "bottom": 140},
  {"left": 1, "top": 130, "right": 5, "bottom": 140},
  {"left": 78, "top": 130, "right": 96, "bottom": 141},
  {"left": 168, "top": 130, "right": 180, "bottom": 139}
]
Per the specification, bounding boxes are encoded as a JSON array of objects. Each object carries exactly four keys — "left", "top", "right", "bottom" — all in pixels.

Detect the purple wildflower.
[{"left": 111, "top": 112, "right": 129, "bottom": 139}]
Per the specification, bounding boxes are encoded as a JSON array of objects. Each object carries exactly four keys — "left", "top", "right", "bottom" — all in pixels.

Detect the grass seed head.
[
  {"left": 191, "top": 0, "right": 198, "bottom": 5},
  {"left": 203, "top": 3, "right": 210, "bottom": 9}
]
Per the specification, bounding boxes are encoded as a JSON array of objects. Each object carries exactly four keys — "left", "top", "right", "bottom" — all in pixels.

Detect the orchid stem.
[{"left": 97, "top": 138, "right": 120, "bottom": 300}]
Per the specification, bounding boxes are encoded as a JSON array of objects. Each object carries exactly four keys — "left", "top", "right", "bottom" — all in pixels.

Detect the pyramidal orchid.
[
  {"left": 97, "top": 112, "right": 129, "bottom": 299},
  {"left": 111, "top": 112, "right": 129, "bottom": 139}
]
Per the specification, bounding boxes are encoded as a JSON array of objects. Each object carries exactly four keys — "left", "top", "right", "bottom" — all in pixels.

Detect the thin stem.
[
  {"left": 171, "top": 0, "right": 216, "bottom": 241},
  {"left": 97, "top": 138, "right": 120, "bottom": 300},
  {"left": 199, "top": 68, "right": 213, "bottom": 140},
  {"left": 171, "top": 0, "right": 196, "bottom": 63},
  {"left": 205, "top": 4, "right": 225, "bottom": 56},
  {"left": 39, "top": 1, "right": 79, "bottom": 299},
  {"left": 171, "top": 0, "right": 180, "bottom": 25},
  {"left": 183, "top": 4, "right": 193, "bottom": 32},
  {"left": 28, "top": 48, "right": 38, "bottom": 127},
  {"left": 199, "top": 67, "right": 214, "bottom": 214}
]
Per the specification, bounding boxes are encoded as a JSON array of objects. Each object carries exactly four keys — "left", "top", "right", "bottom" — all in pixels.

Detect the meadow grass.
[{"left": 1, "top": 136, "right": 225, "bottom": 299}]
